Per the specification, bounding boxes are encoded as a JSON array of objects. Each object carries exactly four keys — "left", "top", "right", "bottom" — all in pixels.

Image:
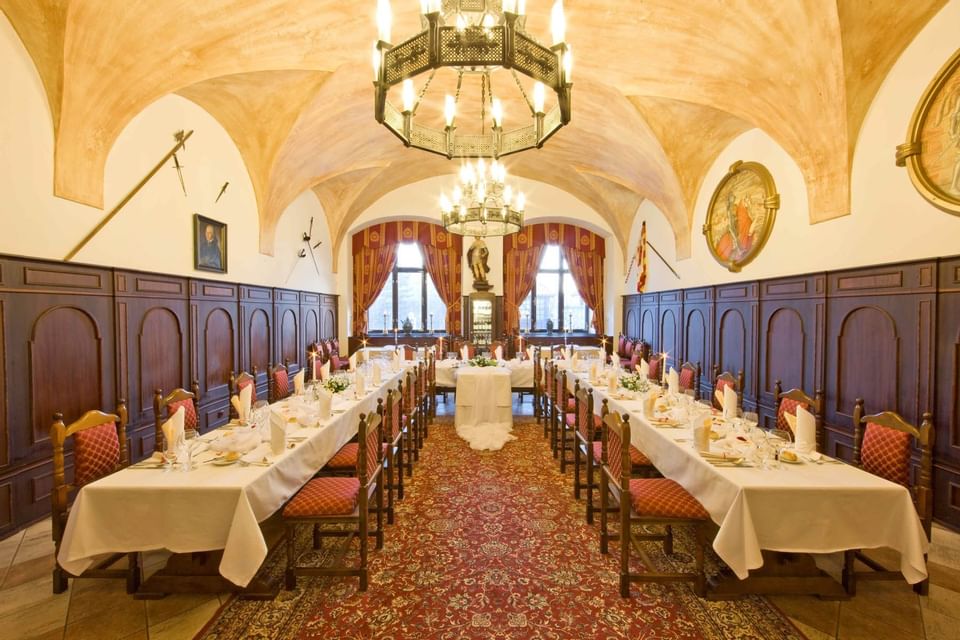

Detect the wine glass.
[{"left": 162, "top": 436, "right": 178, "bottom": 472}]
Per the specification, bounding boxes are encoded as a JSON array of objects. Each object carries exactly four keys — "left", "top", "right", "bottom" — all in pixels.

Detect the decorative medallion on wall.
[
  {"left": 702, "top": 160, "right": 780, "bottom": 272},
  {"left": 896, "top": 48, "right": 960, "bottom": 215}
]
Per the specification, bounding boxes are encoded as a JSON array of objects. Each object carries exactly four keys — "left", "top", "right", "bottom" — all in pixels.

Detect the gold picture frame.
[
  {"left": 896, "top": 48, "right": 960, "bottom": 216},
  {"left": 702, "top": 160, "right": 780, "bottom": 272}
]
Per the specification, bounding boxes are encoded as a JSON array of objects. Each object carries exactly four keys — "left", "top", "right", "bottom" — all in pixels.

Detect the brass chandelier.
[
  {"left": 372, "top": 0, "right": 573, "bottom": 160},
  {"left": 440, "top": 158, "right": 525, "bottom": 236}
]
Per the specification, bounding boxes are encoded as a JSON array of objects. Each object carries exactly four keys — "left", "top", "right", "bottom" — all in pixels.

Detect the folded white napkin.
[
  {"left": 563, "top": 347, "right": 571, "bottom": 361},
  {"left": 320, "top": 360, "right": 331, "bottom": 381},
  {"left": 355, "top": 371, "right": 366, "bottom": 397},
  {"left": 461, "top": 345, "right": 469, "bottom": 361},
  {"left": 392, "top": 351, "right": 401, "bottom": 372},
  {"left": 240, "top": 384, "right": 252, "bottom": 422},
  {"left": 372, "top": 362, "right": 382, "bottom": 386},
  {"left": 527, "top": 345, "right": 535, "bottom": 361},
  {"left": 242, "top": 443, "right": 273, "bottom": 464},
  {"left": 317, "top": 388, "right": 333, "bottom": 421},
  {"left": 210, "top": 428, "right": 261, "bottom": 454},
  {"left": 607, "top": 373, "right": 618, "bottom": 394},
  {"left": 590, "top": 363, "right": 599, "bottom": 383},
  {"left": 668, "top": 367, "right": 679, "bottom": 395},
  {"left": 349, "top": 353, "right": 358, "bottom": 371},
  {"left": 293, "top": 369, "right": 305, "bottom": 395},
  {"left": 160, "top": 406, "right": 185, "bottom": 450},
  {"left": 795, "top": 405, "right": 816, "bottom": 453},
  {"left": 723, "top": 385, "right": 738, "bottom": 420},
  {"left": 638, "top": 358, "right": 649, "bottom": 377},
  {"left": 495, "top": 345, "right": 503, "bottom": 361},
  {"left": 270, "top": 411, "right": 287, "bottom": 455}
]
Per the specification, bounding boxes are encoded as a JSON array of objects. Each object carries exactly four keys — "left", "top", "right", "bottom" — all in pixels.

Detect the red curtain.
[
  {"left": 503, "top": 223, "right": 605, "bottom": 334},
  {"left": 562, "top": 245, "right": 605, "bottom": 335},
  {"left": 419, "top": 228, "right": 463, "bottom": 335},
  {"left": 352, "top": 222, "right": 462, "bottom": 335},
  {"left": 352, "top": 241, "right": 397, "bottom": 335},
  {"left": 503, "top": 244, "right": 544, "bottom": 334}
]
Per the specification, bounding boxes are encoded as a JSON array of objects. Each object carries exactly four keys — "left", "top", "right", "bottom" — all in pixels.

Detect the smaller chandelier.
[{"left": 440, "top": 158, "right": 525, "bottom": 236}]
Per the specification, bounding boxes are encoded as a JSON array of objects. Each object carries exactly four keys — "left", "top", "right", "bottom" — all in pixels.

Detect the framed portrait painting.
[
  {"left": 896, "top": 48, "right": 960, "bottom": 215},
  {"left": 702, "top": 160, "right": 780, "bottom": 272},
  {"left": 194, "top": 214, "right": 227, "bottom": 273}
]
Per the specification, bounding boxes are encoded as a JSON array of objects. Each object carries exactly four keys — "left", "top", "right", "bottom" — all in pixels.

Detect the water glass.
[{"left": 162, "top": 436, "right": 178, "bottom": 472}]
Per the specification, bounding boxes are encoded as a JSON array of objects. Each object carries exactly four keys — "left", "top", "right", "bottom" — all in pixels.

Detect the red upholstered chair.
[
  {"left": 678, "top": 362, "right": 700, "bottom": 399},
  {"left": 551, "top": 366, "right": 574, "bottom": 461},
  {"left": 711, "top": 366, "right": 744, "bottom": 411},
  {"left": 843, "top": 400, "right": 934, "bottom": 595},
  {"left": 572, "top": 386, "right": 607, "bottom": 523},
  {"left": 599, "top": 411, "right": 708, "bottom": 597},
  {"left": 558, "top": 378, "right": 580, "bottom": 473},
  {"left": 646, "top": 354, "right": 662, "bottom": 383},
  {"left": 403, "top": 366, "right": 423, "bottom": 464},
  {"left": 542, "top": 359, "right": 555, "bottom": 439},
  {"left": 283, "top": 411, "right": 384, "bottom": 591},
  {"left": 330, "top": 353, "right": 351, "bottom": 372},
  {"left": 269, "top": 362, "right": 292, "bottom": 403},
  {"left": 153, "top": 383, "right": 200, "bottom": 451},
  {"left": 377, "top": 389, "right": 404, "bottom": 524},
  {"left": 51, "top": 401, "right": 140, "bottom": 594},
  {"left": 773, "top": 381, "right": 823, "bottom": 450},
  {"left": 230, "top": 370, "right": 258, "bottom": 417},
  {"left": 620, "top": 339, "right": 635, "bottom": 367},
  {"left": 533, "top": 347, "right": 545, "bottom": 425}
]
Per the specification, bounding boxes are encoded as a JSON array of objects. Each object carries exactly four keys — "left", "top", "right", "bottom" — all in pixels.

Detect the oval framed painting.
[
  {"left": 702, "top": 160, "right": 780, "bottom": 272},
  {"left": 896, "top": 48, "right": 960, "bottom": 215}
]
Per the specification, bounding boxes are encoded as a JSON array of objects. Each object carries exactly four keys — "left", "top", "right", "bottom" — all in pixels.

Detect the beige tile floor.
[{"left": 1, "top": 396, "right": 958, "bottom": 640}]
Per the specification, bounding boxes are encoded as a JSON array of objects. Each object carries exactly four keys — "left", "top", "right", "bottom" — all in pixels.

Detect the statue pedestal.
[{"left": 472, "top": 280, "right": 493, "bottom": 292}]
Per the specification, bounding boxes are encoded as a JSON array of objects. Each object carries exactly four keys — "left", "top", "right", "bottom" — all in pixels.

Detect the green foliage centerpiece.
[
  {"left": 323, "top": 374, "right": 351, "bottom": 394},
  {"left": 619, "top": 373, "right": 650, "bottom": 394},
  {"left": 467, "top": 356, "right": 499, "bottom": 368}
]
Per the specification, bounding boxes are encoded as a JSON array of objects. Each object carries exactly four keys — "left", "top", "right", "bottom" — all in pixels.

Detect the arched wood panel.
[
  {"left": 716, "top": 308, "right": 746, "bottom": 379},
  {"left": 624, "top": 308, "right": 637, "bottom": 339},
  {"left": 29, "top": 307, "right": 103, "bottom": 445},
  {"left": 640, "top": 308, "right": 656, "bottom": 349},
  {"left": 204, "top": 308, "right": 234, "bottom": 390},
  {"left": 248, "top": 309, "right": 270, "bottom": 374},
  {"left": 138, "top": 308, "right": 183, "bottom": 412},
  {"left": 684, "top": 308, "right": 707, "bottom": 370},
  {"left": 280, "top": 308, "right": 298, "bottom": 365},
  {"left": 322, "top": 307, "right": 336, "bottom": 339},
  {"left": 659, "top": 307, "right": 679, "bottom": 362},
  {"left": 763, "top": 308, "right": 805, "bottom": 395},
  {"left": 304, "top": 308, "right": 319, "bottom": 347}
]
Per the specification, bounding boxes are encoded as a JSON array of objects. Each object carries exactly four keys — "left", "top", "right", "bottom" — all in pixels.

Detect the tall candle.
[{"left": 662, "top": 352, "right": 668, "bottom": 384}]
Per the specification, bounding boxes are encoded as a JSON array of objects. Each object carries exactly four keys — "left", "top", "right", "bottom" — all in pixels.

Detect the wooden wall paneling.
[
  {"left": 714, "top": 282, "right": 759, "bottom": 409},
  {"left": 239, "top": 285, "right": 272, "bottom": 398},
  {"left": 756, "top": 274, "right": 826, "bottom": 428},
  {"left": 273, "top": 288, "right": 302, "bottom": 373},
  {"left": 639, "top": 293, "right": 659, "bottom": 350},
  {"left": 189, "top": 279, "right": 239, "bottom": 431},
  {"left": 320, "top": 295, "right": 338, "bottom": 340},
  {"left": 0, "top": 257, "right": 115, "bottom": 535},
  {"left": 657, "top": 290, "right": 683, "bottom": 370},
  {"left": 621, "top": 294, "right": 641, "bottom": 338},
  {"left": 114, "top": 270, "right": 189, "bottom": 459},
  {"left": 682, "top": 287, "right": 714, "bottom": 396},
  {"left": 301, "top": 291, "right": 321, "bottom": 353},
  {"left": 935, "top": 257, "right": 960, "bottom": 529},
  {"left": 823, "top": 261, "right": 936, "bottom": 460}
]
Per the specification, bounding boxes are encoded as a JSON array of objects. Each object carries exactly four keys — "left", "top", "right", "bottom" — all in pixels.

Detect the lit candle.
[{"left": 662, "top": 352, "right": 668, "bottom": 385}]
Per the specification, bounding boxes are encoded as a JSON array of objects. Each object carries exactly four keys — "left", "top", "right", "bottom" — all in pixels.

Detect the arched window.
[
  {"left": 517, "top": 245, "right": 593, "bottom": 332},
  {"left": 367, "top": 242, "right": 446, "bottom": 333}
]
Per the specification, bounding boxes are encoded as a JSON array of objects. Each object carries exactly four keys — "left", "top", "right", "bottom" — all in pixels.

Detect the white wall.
[
  {"left": 340, "top": 175, "right": 622, "bottom": 343},
  {"left": 0, "top": 13, "right": 337, "bottom": 294},
  {"left": 626, "top": 0, "right": 960, "bottom": 295}
]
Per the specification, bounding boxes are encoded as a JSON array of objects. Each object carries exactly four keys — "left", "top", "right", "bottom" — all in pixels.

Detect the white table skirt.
[
  {"left": 454, "top": 367, "right": 515, "bottom": 451},
  {"left": 436, "top": 359, "right": 533, "bottom": 389},
  {"left": 560, "top": 364, "right": 929, "bottom": 583},
  {"left": 58, "top": 365, "right": 411, "bottom": 587}
]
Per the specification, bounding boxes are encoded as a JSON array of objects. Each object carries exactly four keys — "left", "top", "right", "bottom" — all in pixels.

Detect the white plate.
[{"left": 211, "top": 457, "right": 240, "bottom": 466}]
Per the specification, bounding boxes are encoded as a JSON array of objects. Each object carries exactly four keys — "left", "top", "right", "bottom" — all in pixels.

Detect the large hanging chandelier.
[
  {"left": 372, "top": 0, "right": 573, "bottom": 159},
  {"left": 440, "top": 158, "right": 525, "bottom": 236}
]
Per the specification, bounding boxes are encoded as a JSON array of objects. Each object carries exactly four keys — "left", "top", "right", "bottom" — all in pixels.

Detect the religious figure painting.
[
  {"left": 194, "top": 214, "right": 227, "bottom": 273},
  {"left": 897, "top": 48, "right": 960, "bottom": 215},
  {"left": 703, "top": 161, "right": 780, "bottom": 272}
]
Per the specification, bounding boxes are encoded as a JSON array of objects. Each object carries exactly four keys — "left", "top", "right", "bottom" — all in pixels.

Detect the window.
[
  {"left": 518, "top": 245, "right": 593, "bottom": 332},
  {"left": 368, "top": 243, "right": 446, "bottom": 333}
]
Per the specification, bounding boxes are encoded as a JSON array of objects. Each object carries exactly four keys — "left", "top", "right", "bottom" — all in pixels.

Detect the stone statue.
[{"left": 467, "top": 236, "right": 491, "bottom": 290}]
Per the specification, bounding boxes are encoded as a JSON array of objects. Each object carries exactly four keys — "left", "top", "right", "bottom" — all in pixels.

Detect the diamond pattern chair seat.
[
  {"left": 628, "top": 478, "right": 710, "bottom": 519},
  {"left": 325, "top": 442, "right": 358, "bottom": 470},
  {"left": 273, "top": 369, "right": 290, "bottom": 399},
  {"left": 283, "top": 477, "right": 360, "bottom": 517},
  {"left": 592, "top": 440, "right": 651, "bottom": 467},
  {"left": 679, "top": 368, "right": 695, "bottom": 391},
  {"left": 74, "top": 422, "right": 121, "bottom": 487},
  {"left": 861, "top": 422, "right": 911, "bottom": 487},
  {"left": 647, "top": 357, "right": 662, "bottom": 382}
]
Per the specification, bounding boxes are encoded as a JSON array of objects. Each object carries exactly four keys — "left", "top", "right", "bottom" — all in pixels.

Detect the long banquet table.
[
  {"left": 558, "top": 362, "right": 929, "bottom": 592},
  {"left": 435, "top": 358, "right": 533, "bottom": 389},
  {"left": 57, "top": 364, "right": 412, "bottom": 590}
]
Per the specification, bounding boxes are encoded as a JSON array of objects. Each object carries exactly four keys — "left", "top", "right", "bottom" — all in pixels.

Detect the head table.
[
  {"left": 57, "top": 364, "right": 413, "bottom": 589},
  {"left": 558, "top": 361, "right": 929, "bottom": 590}
]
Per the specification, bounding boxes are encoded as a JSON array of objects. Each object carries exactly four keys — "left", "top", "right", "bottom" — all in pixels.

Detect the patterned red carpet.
[{"left": 199, "top": 417, "right": 803, "bottom": 639}]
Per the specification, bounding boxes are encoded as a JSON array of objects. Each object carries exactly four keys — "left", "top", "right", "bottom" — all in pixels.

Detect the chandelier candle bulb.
[
  {"left": 516, "top": 192, "right": 526, "bottom": 211},
  {"left": 533, "top": 82, "right": 546, "bottom": 114},
  {"left": 376, "top": 0, "right": 392, "bottom": 42},
  {"left": 372, "top": 43, "right": 381, "bottom": 80},
  {"left": 401, "top": 79, "right": 415, "bottom": 112},
  {"left": 503, "top": 0, "right": 517, "bottom": 13},
  {"left": 551, "top": 0, "right": 566, "bottom": 45},
  {"left": 444, "top": 95, "right": 456, "bottom": 127},
  {"left": 563, "top": 47, "right": 573, "bottom": 82}
]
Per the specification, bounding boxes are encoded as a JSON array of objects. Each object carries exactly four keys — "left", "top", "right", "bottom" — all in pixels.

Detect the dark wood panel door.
[
  {"left": 658, "top": 304, "right": 682, "bottom": 366},
  {"left": 714, "top": 282, "right": 758, "bottom": 405},
  {"left": 189, "top": 280, "right": 239, "bottom": 417},
  {"left": 640, "top": 292, "right": 658, "bottom": 350}
]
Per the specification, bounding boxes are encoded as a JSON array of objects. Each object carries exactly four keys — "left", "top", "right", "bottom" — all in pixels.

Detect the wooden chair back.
[
  {"left": 269, "top": 362, "right": 291, "bottom": 403},
  {"left": 51, "top": 402, "right": 129, "bottom": 542},
  {"left": 852, "top": 400, "right": 934, "bottom": 533},
  {"left": 678, "top": 362, "right": 700, "bottom": 398},
  {"left": 646, "top": 353, "right": 662, "bottom": 382},
  {"left": 774, "top": 381, "right": 823, "bottom": 449},
  {"left": 153, "top": 383, "right": 200, "bottom": 452},
  {"left": 357, "top": 412, "right": 383, "bottom": 488},
  {"left": 602, "top": 411, "right": 631, "bottom": 492},
  {"left": 231, "top": 369, "right": 258, "bottom": 402},
  {"left": 575, "top": 385, "right": 595, "bottom": 443},
  {"left": 711, "top": 365, "right": 744, "bottom": 410}
]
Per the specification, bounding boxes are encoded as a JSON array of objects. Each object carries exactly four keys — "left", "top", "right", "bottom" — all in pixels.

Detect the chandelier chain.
[
  {"left": 480, "top": 73, "right": 487, "bottom": 134},
  {"left": 411, "top": 69, "right": 437, "bottom": 117},
  {"left": 510, "top": 69, "right": 535, "bottom": 116}
]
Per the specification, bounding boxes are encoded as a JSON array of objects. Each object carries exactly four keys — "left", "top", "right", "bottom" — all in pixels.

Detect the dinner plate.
[
  {"left": 779, "top": 454, "right": 803, "bottom": 464},
  {"left": 211, "top": 456, "right": 240, "bottom": 466}
]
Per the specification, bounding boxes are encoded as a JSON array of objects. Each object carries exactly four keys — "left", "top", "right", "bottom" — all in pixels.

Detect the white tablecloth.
[
  {"left": 436, "top": 359, "right": 533, "bottom": 389},
  {"left": 58, "top": 366, "right": 411, "bottom": 587},
  {"left": 454, "top": 367, "right": 515, "bottom": 451},
  {"left": 561, "top": 364, "right": 929, "bottom": 583}
]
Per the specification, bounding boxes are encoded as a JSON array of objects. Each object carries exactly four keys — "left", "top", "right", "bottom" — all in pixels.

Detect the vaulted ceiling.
[{"left": 0, "top": 0, "right": 948, "bottom": 261}]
